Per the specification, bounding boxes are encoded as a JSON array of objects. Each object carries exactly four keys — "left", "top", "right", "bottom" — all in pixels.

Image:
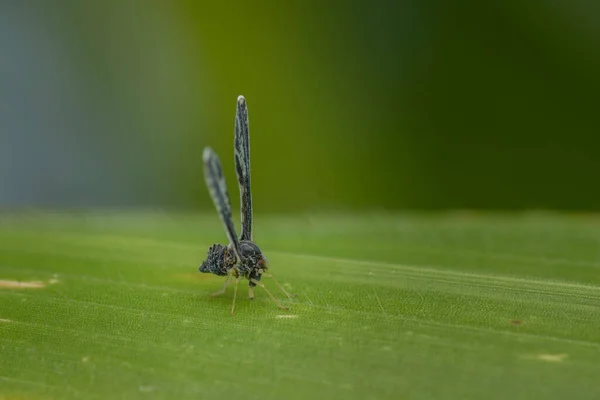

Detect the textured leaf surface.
[{"left": 1, "top": 212, "right": 599, "bottom": 399}]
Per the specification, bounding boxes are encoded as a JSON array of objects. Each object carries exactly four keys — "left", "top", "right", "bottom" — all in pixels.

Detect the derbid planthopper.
[{"left": 199, "top": 95, "right": 294, "bottom": 315}]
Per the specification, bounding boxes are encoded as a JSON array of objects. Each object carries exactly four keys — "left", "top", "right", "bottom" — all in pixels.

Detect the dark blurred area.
[{"left": 1, "top": 1, "right": 599, "bottom": 212}]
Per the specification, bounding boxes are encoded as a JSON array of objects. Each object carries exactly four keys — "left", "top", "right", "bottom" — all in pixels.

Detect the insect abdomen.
[{"left": 199, "top": 244, "right": 228, "bottom": 276}]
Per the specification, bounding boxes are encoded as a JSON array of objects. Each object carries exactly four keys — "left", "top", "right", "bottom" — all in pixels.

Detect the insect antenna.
[{"left": 250, "top": 278, "right": 289, "bottom": 310}]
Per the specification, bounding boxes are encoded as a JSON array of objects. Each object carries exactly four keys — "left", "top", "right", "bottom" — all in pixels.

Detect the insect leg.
[
  {"left": 262, "top": 272, "right": 296, "bottom": 299},
  {"left": 248, "top": 285, "right": 254, "bottom": 300},
  {"left": 211, "top": 274, "right": 231, "bottom": 297},
  {"left": 231, "top": 276, "right": 243, "bottom": 315},
  {"left": 250, "top": 278, "right": 289, "bottom": 310}
]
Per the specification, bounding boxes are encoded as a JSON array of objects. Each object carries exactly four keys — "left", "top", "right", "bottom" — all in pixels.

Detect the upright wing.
[
  {"left": 234, "top": 95, "right": 253, "bottom": 241},
  {"left": 203, "top": 147, "right": 241, "bottom": 261}
]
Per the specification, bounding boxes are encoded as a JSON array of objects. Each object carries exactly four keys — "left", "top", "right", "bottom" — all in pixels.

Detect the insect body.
[{"left": 199, "top": 95, "right": 293, "bottom": 314}]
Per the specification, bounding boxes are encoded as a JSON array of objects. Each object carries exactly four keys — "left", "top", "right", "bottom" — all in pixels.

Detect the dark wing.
[
  {"left": 203, "top": 147, "right": 241, "bottom": 261},
  {"left": 234, "top": 95, "right": 253, "bottom": 241}
]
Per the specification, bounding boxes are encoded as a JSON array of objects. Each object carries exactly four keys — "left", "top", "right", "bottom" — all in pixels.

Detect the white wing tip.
[{"left": 203, "top": 147, "right": 213, "bottom": 162}]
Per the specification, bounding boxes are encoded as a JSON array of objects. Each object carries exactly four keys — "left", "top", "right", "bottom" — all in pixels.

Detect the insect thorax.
[
  {"left": 236, "top": 241, "right": 267, "bottom": 289},
  {"left": 235, "top": 240, "right": 262, "bottom": 270}
]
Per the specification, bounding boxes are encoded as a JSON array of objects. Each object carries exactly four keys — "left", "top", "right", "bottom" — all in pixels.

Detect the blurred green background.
[{"left": 1, "top": 1, "right": 599, "bottom": 211}]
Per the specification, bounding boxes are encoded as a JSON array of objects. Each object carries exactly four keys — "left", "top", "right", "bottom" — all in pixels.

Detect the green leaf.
[{"left": 1, "top": 212, "right": 599, "bottom": 399}]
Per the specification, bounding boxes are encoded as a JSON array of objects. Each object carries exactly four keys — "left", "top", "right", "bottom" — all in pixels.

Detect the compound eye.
[{"left": 258, "top": 256, "right": 269, "bottom": 269}]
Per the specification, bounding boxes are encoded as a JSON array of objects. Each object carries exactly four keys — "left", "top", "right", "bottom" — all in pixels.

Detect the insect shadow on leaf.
[{"left": 199, "top": 95, "right": 295, "bottom": 315}]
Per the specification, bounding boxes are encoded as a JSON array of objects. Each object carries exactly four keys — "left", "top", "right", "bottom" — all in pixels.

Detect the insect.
[{"left": 199, "top": 95, "right": 294, "bottom": 315}]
